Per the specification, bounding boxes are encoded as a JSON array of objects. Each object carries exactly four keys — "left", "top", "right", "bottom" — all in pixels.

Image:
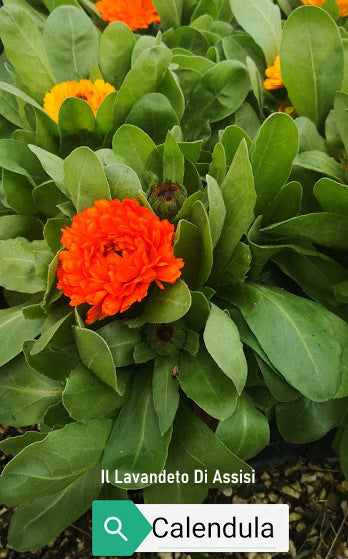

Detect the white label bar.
[{"left": 136, "top": 504, "right": 289, "bottom": 553}]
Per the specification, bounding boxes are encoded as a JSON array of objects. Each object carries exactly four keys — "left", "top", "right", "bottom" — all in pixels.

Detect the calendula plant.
[{"left": 0, "top": 0, "right": 347, "bottom": 553}]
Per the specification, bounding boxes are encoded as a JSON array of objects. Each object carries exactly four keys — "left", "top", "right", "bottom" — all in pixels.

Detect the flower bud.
[
  {"left": 148, "top": 181, "right": 187, "bottom": 221},
  {"left": 145, "top": 321, "right": 186, "bottom": 357}
]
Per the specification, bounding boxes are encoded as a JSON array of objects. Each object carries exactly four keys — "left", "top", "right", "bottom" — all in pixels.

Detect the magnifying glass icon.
[{"left": 104, "top": 516, "right": 128, "bottom": 541}]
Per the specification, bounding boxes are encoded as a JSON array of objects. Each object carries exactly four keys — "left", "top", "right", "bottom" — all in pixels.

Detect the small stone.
[
  {"left": 341, "top": 500, "right": 348, "bottom": 514},
  {"left": 327, "top": 492, "right": 341, "bottom": 510},
  {"left": 289, "top": 539, "right": 297, "bottom": 558},
  {"left": 296, "top": 522, "right": 306, "bottom": 533},
  {"left": 281, "top": 485, "right": 301, "bottom": 499},
  {"left": 307, "top": 485, "right": 315, "bottom": 495},
  {"left": 285, "top": 464, "right": 302, "bottom": 476},
  {"left": 264, "top": 480, "right": 272, "bottom": 489},
  {"left": 261, "top": 471, "right": 271, "bottom": 481},
  {"left": 268, "top": 492, "right": 278, "bottom": 503},
  {"left": 222, "top": 488, "right": 233, "bottom": 497},
  {"left": 289, "top": 512, "right": 301, "bottom": 522},
  {"left": 300, "top": 473, "right": 317, "bottom": 483},
  {"left": 233, "top": 495, "right": 247, "bottom": 504}
]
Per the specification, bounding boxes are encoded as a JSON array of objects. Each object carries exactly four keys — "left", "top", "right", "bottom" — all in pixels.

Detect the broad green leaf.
[
  {"left": 0, "top": 4, "right": 54, "bottom": 101},
  {"left": 294, "top": 150, "right": 343, "bottom": 182},
  {"left": 96, "top": 91, "right": 117, "bottom": 134},
  {"left": 280, "top": 6, "right": 344, "bottom": 128},
  {"left": 144, "top": 403, "right": 251, "bottom": 504},
  {"left": 57, "top": 97, "right": 97, "bottom": 147},
  {"left": 31, "top": 307, "right": 74, "bottom": 355},
  {"left": 250, "top": 113, "right": 299, "bottom": 214},
  {"left": 152, "top": 0, "right": 183, "bottom": 29},
  {"left": 204, "top": 303, "right": 247, "bottom": 394},
  {"left": 229, "top": 0, "right": 282, "bottom": 65},
  {"left": 112, "top": 124, "right": 155, "bottom": 179},
  {"left": 262, "top": 181, "right": 302, "bottom": 226},
  {"left": 44, "top": 217, "right": 70, "bottom": 253},
  {"left": 8, "top": 467, "right": 101, "bottom": 552},
  {"left": 206, "top": 174, "right": 226, "bottom": 248},
  {"left": 0, "top": 432, "right": 46, "bottom": 457},
  {"left": 0, "top": 238, "right": 47, "bottom": 293},
  {"left": 314, "top": 178, "right": 348, "bottom": 216},
  {"left": 43, "top": 6, "right": 99, "bottom": 82},
  {"left": 63, "top": 364, "right": 124, "bottom": 421},
  {"left": 219, "top": 242, "right": 251, "bottom": 287},
  {"left": 97, "top": 321, "right": 141, "bottom": 367},
  {"left": 131, "top": 36, "right": 157, "bottom": 65},
  {"left": 208, "top": 143, "right": 226, "bottom": 186},
  {"left": 73, "top": 327, "right": 118, "bottom": 391},
  {"left": 163, "top": 131, "right": 185, "bottom": 184},
  {"left": 0, "top": 139, "right": 46, "bottom": 185},
  {"left": 3, "top": 170, "right": 39, "bottom": 217},
  {"left": 179, "top": 346, "right": 238, "bottom": 419},
  {"left": 232, "top": 284, "right": 342, "bottom": 401},
  {"left": 163, "top": 27, "right": 210, "bottom": 56},
  {"left": 0, "top": 303, "right": 44, "bottom": 367},
  {"left": 142, "top": 280, "right": 192, "bottom": 323},
  {"left": 0, "top": 215, "right": 42, "bottom": 241},
  {"left": 0, "top": 419, "right": 112, "bottom": 506},
  {"left": 183, "top": 60, "right": 249, "bottom": 140},
  {"left": 103, "top": 371, "right": 172, "bottom": 488},
  {"left": 104, "top": 164, "right": 143, "bottom": 202},
  {"left": 0, "top": 355, "right": 62, "bottom": 427},
  {"left": 256, "top": 356, "right": 301, "bottom": 403},
  {"left": 113, "top": 45, "right": 172, "bottom": 127},
  {"left": 99, "top": 22, "right": 136, "bottom": 88},
  {"left": 339, "top": 423, "right": 348, "bottom": 479},
  {"left": 334, "top": 92, "right": 348, "bottom": 154},
  {"left": 262, "top": 212, "right": 348, "bottom": 250},
  {"left": 213, "top": 140, "right": 255, "bottom": 278},
  {"left": 23, "top": 340, "right": 79, "bottom": 381},
  {"left": 173, "top": 222, "right": 202, "bottom": 281},
  {"left": 29, "top": 145, "right": 66, "bottom": 194},
  {"left": 276, "top": 397, "right": 347, "bottom": 443},
  {"left": 246, "top": 56, "right": 264, "bottom": 115},
  {"left": 216, "top": 392, "right": 270, "bottom": 460},
  {"left": 184, "top": 290, "right": 210, "bottom": 331},
  {"left": 0, "top": 87, "right": 23, "bottom": 128},
  {"left": 153, "top": 356, "right": 180, "bottom": 435},
  {"left": 64, "top": 147, "right": 111, "bottom": 211},
  {"left": 158, "top": 70, "right": 185, "bottom": 120},
  {"left": 296, "top": 116, "right": 327, "bottom": 153},
  {"left": 126, "top": 92, "right": 180, "bottom": 144},
  {"left": 219, "top": 124, "right": 251, "bottom": 166}
]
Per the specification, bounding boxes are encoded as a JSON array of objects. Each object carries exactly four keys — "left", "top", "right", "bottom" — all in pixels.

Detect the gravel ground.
[{"left": 1, "top": 425, "right": 347, "bottom": 559}]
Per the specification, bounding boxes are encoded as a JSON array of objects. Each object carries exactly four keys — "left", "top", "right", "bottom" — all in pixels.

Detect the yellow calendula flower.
[
  {"left": 43, "top": 79, "right": 116, "bottom": 123},
  {"left": 301, "top": 0, "right": 348, "bottom": 17},
  {"left": 263, "top": 56, "right": 284, "bottom": 91}
]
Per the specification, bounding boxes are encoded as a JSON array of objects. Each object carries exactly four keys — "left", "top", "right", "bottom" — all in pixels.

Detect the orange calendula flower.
[
  {"left": 96, "top": 0, "right": 160, "bottom": 28},
  {"left": 263, "top": 56, "right": 284, "bottom": 91},
  {"left": 57, "top": 198, "right": 184, "bottom": 324},
  {"left": 301, "top": 0, "right": 348, "bottom": 17},
  {"left": 43, "top": 79, "right": 115, "bottom": 123}
]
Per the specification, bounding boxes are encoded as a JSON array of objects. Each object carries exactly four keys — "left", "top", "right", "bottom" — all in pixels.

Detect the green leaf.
[
  {"left": 0, "top": 4, "right": 54, "bottom": 101},
  {"left": 97, "top": 321, "right": 141, "bottom": 367},
  {"left": 219, "top": 124, "right": 251, "bottom": 166},
  {"left": 23, "top": 340, "right": 79, "bottom": 381},
  {"left": 3, "top": 171, "right": 39, "bottom": 217},
  {"left": 43, "top": 6, "right": 99, "bottom": 82},
  {"left": 104, "top": 164, "right": 144, "bottom": 202},
  {"left": 256, "top": 356, "right": 301, "bottom": 403},
  {"left": 103, "top": 370, "right": 172, "bottom": 488},
  {"left": 216, "top": 392, "right": 270, "bottom": 460},
  {"left": 261, "top": 212, "right": 348, "bottom": 250},
  {"left": 0, "top": 215, "right": 42, "bottom": 241},
  {"left": 57, "top": 97, "right": 97, "bottom": 148},
  {"left": 314, "top": 177, "right": 348, "bottom": 216},
  {"left": 280, "top": 6, "right": 344, "bottom": 128},
  {"left": 218, "top": 242, "right": 251, "bottom": 287},
  {"left": 99, "top": 22, "right": 136, "bottom": 88},
  {"left": 334, "top": 92, "right": 348, "bottom": 154},
  {"left": 142, "top": 280, "right": 192, "bottom": 324},
  {"left": 112, "top": 124, "right": 156, "bottom": 179},
  {"left": 229, "top": 0, "right": 282, "bottom": 65},
  {"left": 190, "top": 200, "right": 213, "bottom": 286},
  {"left": 113, "top": 45, "right": 172, "bottom": 127},
  {"left": 44, "top": 218, "right": 70, "bottom": 253},
  {"left": 208, "top": 143, "right": 227, "bottom": 186},
  {"left": 204, "top": 303, "right": 247, "bottom": 394},
  {"left": 73, "top": 326, "right": 118, "bottom": 392},
  {"left": 174, "top": 220, "right": 202, "bottom": 289},
  {"left": 29, "top": 145, "right": 66, "bottom": 194},
  {"left": 232, "top": 284, "right": 342, "bottom": 401},
  {"left": 144, "top": 403, "right": 251, "bottom": 504},
  {"left": 0, "top": 139, "right": 46, "bottom": 185},
  {"left": 296, "top": 116, "right": 327, "bottom": 153},
  {"left": 163, "top": 27, "right": 210, "bottom": 56},
  {"left": 206, "top": 174, "right": 226, "bottom": 248},
  {"left": 276, "top": 397, "right": 348, "bottom": 443},
  {"left": 63, "top": 364, "right": 124, "bottom": 421},
  {"left": 153, "top": 356, "right": 180, "bottom": 435},
  {"left": 339, "top": 423, "right": 348, "bottom": 479},
  {"left": 126, "top": 93, "right": 180, "bottom": 145},
  {"left": 213, "top": 139, "right": 256, "bottom": 277},
  {"left": 0, "top": 304, "right": 43, "bottom": 367},
  {"left": 0, "top": 355, "right": 62, "bottom": 427},
  {"left": 262, "top": 181, "right": 302, "bottom": 226},
  {"left": 8, "top": 467, "right": 101, "bottom": 552},
  {"left": 182, "top": 60, "right": 249, "bottom": 140},
  {"left": 178, "top": 346, "right": 238, "bottom": 419},
  {"left": 294, "top": 150, "right": 343, "bottom": 181},
  {"left": 0, "top": 432, "right": 46, "bottom": 457},
  {"left": 0, "top": 238, "right": 47, "bottom": 293},
  {"left": 184, "top": 290, "right": 210, "bottom": 331},
  {"left": 250, "top": 113, "right": 299, "bottom": 214},
  {"left": 64, "top": 147, "right": 111, "bottom": 212},
  {"left": 152, "top": 0, "right": 183, "bottom": 29},
  {"left": 0, "top": 419, "right": 112, "bottom": 506},
  {"left": 30, "top": 307, "right": 74, "bottom": 355},
  {"left": 163, "top": 131, "right": 185, "bottom": 184}
]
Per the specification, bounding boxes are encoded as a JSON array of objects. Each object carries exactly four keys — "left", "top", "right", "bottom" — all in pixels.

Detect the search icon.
[{"left": 104, "top": 516, "right": 128, "bottom": 541}]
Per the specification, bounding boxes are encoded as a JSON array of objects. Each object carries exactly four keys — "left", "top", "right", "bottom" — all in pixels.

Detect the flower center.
[
  {"left": 102, "top": 241, "right": 122, "bottom": 257},
  {"left": 156, "top": 324, "right": 174, "bottom": 343},
  {"left": 154, "top": 184, "right": 180, "bottom": 204}
]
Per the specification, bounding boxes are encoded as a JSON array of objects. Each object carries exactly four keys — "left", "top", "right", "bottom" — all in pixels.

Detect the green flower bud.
[
  {"left": 145, "top": 321, "right": 186, "bottom": 357},
  {"left": 148, "top": 181, "right": 187, "bottom": 221}
]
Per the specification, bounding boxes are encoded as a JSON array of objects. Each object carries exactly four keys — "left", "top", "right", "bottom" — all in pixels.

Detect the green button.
[{"left": 92, "top": 501, "right": 152, "bottom": 556}]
